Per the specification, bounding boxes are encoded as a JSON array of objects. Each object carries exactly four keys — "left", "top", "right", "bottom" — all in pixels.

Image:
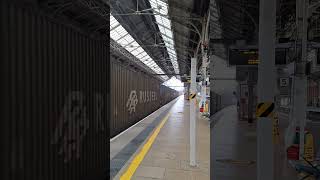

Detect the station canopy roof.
[
  {"left": 110, "top": 0, "right": 209, "bottom": 80},
  {"left": 210, "top": 0, "right": 320, "bottom": 60},
  {"left": 110, "top": 14, "right": 168, "bottom": 80},
  {"left": 38, "top": 0, "right": 210, "bottom": 82}
]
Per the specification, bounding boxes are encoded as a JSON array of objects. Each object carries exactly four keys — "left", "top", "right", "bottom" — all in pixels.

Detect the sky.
[
  {"left": 162, "top": 76, "right": 184, "bottom": 92},
  {"left": 162, "top": 54, "right": 237, "bottom": 94}
]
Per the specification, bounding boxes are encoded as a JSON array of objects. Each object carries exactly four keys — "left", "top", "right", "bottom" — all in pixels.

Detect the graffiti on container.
[
  {"left": 126, "top": 90, "right": 138, "bottom": 114},
  {"left": 51, "top": 91, "right": 105, "bottom": 163},
  {"left": 140, "top": 91, "right": 157, "bottom": 103},
  {"left": 126, "top": 90, "right": 157, "bottom": 113}
]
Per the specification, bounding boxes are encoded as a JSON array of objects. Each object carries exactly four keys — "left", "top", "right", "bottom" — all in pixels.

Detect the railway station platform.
[
  {"left": 210, "top": 105, "right": 298, "bottom": 180},
  {"left": 110, "top": 96, "right": 210, "bottom": 180}
]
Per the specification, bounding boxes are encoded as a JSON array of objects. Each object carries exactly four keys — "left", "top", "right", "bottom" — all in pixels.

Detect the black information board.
[{"left": 228, "top": 49, "right": 287, "bottom": 65}]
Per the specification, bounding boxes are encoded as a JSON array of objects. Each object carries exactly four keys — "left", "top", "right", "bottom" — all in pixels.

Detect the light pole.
[{"left": 293, "top": 0, "right": 308, "bottom": 160}]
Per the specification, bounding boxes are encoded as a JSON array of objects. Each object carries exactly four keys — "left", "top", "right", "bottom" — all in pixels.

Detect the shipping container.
[
  {"left": 110, "top": 57, "right": 179, "bottom": 138},
  {"left": 1, "top": 2, "right": 109, "bottom": 180},
  {"left": 1, "top": 1, "right": 179, "bottom": 179}
]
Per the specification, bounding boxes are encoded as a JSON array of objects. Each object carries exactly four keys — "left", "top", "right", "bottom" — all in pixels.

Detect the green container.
[{"left": 293, "top": 129, "right": 309, "bottom": 144}]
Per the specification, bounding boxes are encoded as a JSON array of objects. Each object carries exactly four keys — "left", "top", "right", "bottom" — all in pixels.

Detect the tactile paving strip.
[{"left": 110, "top": 107, "right": 172, "bottom": 179}]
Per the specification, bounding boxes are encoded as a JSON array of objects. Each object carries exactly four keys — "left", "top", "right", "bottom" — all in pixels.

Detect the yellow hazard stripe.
[
  {"left": 189, "top": 93, "right": 196, "bottom": 99},
  {"left": 120, "top": 112, "right": 171, "bottom": 180},
  {"left": 272, "top": 113, "right": 280, "bottom": 144},
  {"left": 304, "top": 133, "right": 314, "bottom": 162},
  {"left": 256, "top": 102, "right": 274, "bottom": 117}
]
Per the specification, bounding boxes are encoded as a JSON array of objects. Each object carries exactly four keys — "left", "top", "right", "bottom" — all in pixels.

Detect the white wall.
[{"left": 210, "top": 55, "right": 238, "bottom": 108}]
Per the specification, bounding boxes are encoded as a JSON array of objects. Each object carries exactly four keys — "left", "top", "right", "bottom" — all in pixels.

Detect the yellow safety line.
[{"left": 119, "top": 112, "right": 171, "bottom": 180}]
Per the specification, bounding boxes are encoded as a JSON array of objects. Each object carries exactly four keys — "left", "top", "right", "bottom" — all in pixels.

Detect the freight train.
[
  {"left": 110, "top": 58, "right": 179, "bottom": 138},
  {"left": 1, "top": 2, "right": 178, "bottom": 180}
]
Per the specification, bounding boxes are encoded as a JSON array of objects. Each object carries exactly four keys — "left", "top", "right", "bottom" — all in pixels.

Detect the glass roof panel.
[
  {"left": 117, "top": 37, "right": 130, "bottom": 46},
  {"left": 140, "top": 55, "right": 149, "bottom": 61},
  {"left": 110, "top": 14, "right": 167, "bottom": 76},
  {"left": 125, "top": 45, "right": 139, "bottom": 53},
  {"left": 113, "top": 26, "right": 127, "bottom": 37},
  {"left": 127, "top": 41, "right": 139, "bottom": 49},
  {"left": 149, "top": 0, "right": 179, "bottom": 74},
  {"left": 162, "top": 18, "right": 170, "bottom": 26},
  {"left": 122, "top": 35, "right": 134, "bottom": 43},
  {"left": 136, "top": 52, "right": 147, "bottom": 59},
  {"left": 146, "top": 61, "right": 155, "bottom": 67},
  {"left": 110, "top": 30, "right": 123, "bottom": 41},
  {"left": 110, "top": 16, "right": 119, "bottom": 29},
  {"left": 131, "top": 47, "right": 144, "bottom": 56}
]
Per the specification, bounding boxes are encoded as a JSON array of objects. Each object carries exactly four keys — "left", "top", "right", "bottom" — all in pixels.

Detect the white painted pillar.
[
  {"left": 190, "top": 57, "right": 197, "bottom": 166},
  {"left": 257, "top": 0, "right": 276, "bottom": 179}
]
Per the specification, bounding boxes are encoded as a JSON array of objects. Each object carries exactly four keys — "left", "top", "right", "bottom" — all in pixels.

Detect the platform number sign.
[{"left": 280, "top": 78, "right": 289, "bottom": 87}]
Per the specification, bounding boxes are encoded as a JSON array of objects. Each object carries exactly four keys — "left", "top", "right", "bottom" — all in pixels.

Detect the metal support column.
[
  {"left": 294, "top": 0, "right": 308, "bottom": 159},
  {"left": 200, "top": 12, "right": 210, "bottom": 111},
  {"left": 201, "top": 52, "right": 207, "bottom": 107},
  {"left": 248, "top": 70, "right": 255, "bottom": 123},
  {"left": 190, "top": 57, "right": 197, "bottom": 166},
  {"left": 185, "top": 83, "right": 190, "bottom": 100},
  {"left": 257, "top": 0, "right": 276, "bottom": 179}
]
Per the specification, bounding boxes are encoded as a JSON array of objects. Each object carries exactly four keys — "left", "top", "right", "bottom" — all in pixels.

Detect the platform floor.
[
  {"left": 110, "top": 96, "right": 210, "bottom": 180},
  {"left": 210, "top": 105, "right": 298, "bottom": 180}
]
